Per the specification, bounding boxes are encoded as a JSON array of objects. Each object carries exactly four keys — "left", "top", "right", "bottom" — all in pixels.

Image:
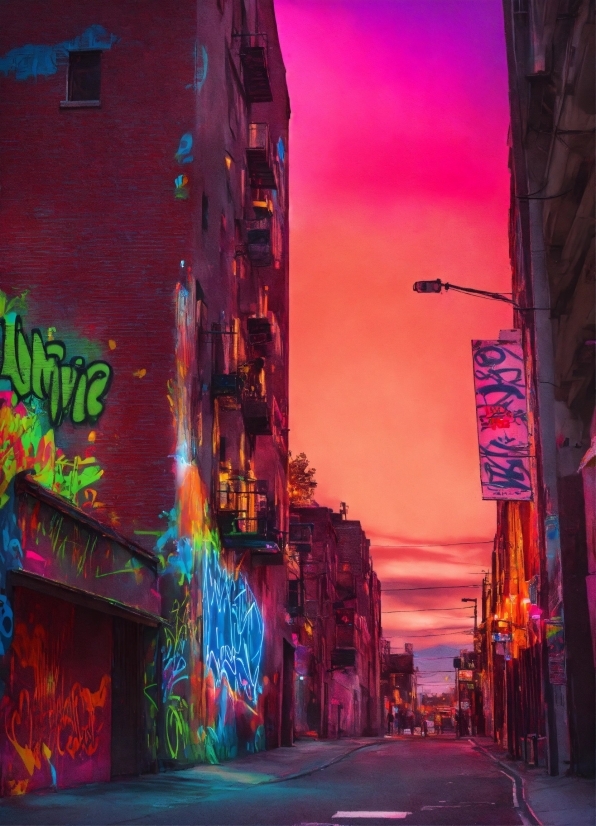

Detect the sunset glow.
[{"left": 278, "top": 0, "right": 513, "bottom": 670}]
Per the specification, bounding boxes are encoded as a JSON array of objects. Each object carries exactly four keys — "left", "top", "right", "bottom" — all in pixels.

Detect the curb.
[
  {"left": 470, "top": 739, "right": 542, "bottom": 826},
  {"left": 258, "top": 741, "right": 384, "bottom": 786}
]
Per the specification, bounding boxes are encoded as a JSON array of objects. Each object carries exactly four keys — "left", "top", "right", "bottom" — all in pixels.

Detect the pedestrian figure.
[
  {"left": 387, "top": 709, "right": 394, "bottom": 735},
  {"left": 397, "top": 708, "right": 405, "bottom": 735}
]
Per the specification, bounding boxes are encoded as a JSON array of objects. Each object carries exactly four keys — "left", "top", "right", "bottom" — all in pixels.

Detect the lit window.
[{"left": 68, "top": 51, "right": 101, "bottom": 102}]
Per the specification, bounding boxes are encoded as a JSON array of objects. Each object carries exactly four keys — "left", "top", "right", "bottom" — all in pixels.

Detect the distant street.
[{"left": 0, "top": 738, "right": 531, "bottom": 826}]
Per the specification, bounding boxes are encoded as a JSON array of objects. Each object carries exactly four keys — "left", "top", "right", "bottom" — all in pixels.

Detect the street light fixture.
[
  {"left": 412, "top": 279, "right": 515, "bottom": 305},
  {"left": 461, "top": 597, "right": 478, "bottom": 635}
]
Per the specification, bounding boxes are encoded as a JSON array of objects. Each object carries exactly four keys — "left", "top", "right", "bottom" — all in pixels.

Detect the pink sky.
[{"left": 276, "top": 0, "right": 512, "bottom": 677}]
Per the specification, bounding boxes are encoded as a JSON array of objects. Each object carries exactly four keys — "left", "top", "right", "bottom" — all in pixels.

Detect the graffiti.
[
  {"left": 187, "top": 43, "right": 208, "bottom": 92},
  {"left": 0, "top": 25, "right": 119, "bottom": 81},
  {"left": 1, "top": 592, "right": 111, "bottom": 794},
  {"left": 0, "top": 391, "right": 103, "bottom": 510},
  {"left": 203, "top": 550, "right": 264, "bottom": 706},
  {"left": 175, "top": 133, "right": 194, "bottom": 164},
  {"left": 146, "top": 282, "right": 267, "bottom": 767},
  {"left": 472, "top": 340, "right": 532, "bottom": 500},
  {"left": 0, "top": 315, "right": 113, "bottom": 427},
  {"left": 174, "top": 174, "right": 189, "bottom": 199}
]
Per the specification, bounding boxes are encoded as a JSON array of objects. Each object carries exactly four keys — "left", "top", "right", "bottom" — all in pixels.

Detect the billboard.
[{"left": 472, "top": 339, "right": 532, "bottom": 500}]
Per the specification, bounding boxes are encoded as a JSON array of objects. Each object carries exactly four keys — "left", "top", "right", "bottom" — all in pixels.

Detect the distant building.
[
  {"left": 289, "top": 506, "right": 382, "bottom": 738},
  {"left": 380, "top": 645, "right": 417, "bottom": 722},
  {"left": 0, "top": 0, "right": 293, "bottom": 795}
]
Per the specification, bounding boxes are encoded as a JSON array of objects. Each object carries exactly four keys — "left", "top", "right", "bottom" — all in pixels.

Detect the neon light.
[{"left": 203, "top": 549, "right": 264, "bottom": 706}]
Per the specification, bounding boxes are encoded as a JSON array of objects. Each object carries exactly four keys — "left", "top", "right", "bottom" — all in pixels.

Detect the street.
[{"left": 0, "top": 738, "right": 532, "bottom": 826}]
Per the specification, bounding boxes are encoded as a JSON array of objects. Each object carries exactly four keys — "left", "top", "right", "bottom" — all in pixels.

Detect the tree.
[{"left": 288, "top": 452, "right": 317, "bottom": 505}]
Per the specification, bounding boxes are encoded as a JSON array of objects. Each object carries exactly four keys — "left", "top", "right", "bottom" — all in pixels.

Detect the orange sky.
[{"left": 277, "top": 0, "right": 513, "bottom": 676}]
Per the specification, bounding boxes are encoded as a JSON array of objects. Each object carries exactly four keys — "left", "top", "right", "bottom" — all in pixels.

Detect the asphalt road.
[{"left": 0, "top": 738, "right": 531, "bottom": 826}]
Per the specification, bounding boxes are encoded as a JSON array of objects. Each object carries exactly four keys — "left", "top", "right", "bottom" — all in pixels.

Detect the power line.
[
  {"left": 381, "top": 585, "right": 480, "bottom": 592},
  {"left": 387, "top": 630, "right": 473, "bottom": 638},
  {"left": 373, "top": 540, "right": 493, "bottom": 548},
  {"left": 382, "top": 607, "right": 473, "bottom": 614}
]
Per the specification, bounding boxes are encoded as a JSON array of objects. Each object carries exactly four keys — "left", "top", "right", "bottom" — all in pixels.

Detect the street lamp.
[
  {"left": 412, "top": 279, "right": 551, "bottom": 313},
  {"left": 412, "top": 279, "right": 515, "bottom": 305}
]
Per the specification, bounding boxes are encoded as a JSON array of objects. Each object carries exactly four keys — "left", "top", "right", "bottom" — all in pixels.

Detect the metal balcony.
[
  {"left": 331, "top": 648, "right": 356, "bottom": 668},
  {"left": 289, "top": 522, "right": 314, "bottom": 555},
  {"left": 217, "top": 512, "right": 282, "bottom": 563},
  {"left": 247, "top": 123, "right": 277, "bottom": 190},
  {"left": 211, "top": 373, "right": 241, "bottom": 399},
  {"left": 247, "top": 317, "right": 273, "bottom": 347},
  {"left": 246, "top": 219, "right": 272, "bottom": 267},
  {"left": 287, "top": 579, "right": 304, "bottom": 617},
  {"left": 242, "top": 394, "right": 272, "bottom": 435},
  {"left": 240, "top": 34, "right": 273, "bottom": 103}
]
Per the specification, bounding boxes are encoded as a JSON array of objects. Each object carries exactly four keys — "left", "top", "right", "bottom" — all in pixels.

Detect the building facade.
[
  {"left": 0, "top": 0, "right": 292, "bottom": 795},
  {"left": 478, "top": 0, "right": 594, "bottom": 778},
  {"left": 289, "top": 506, "right": 382, "bottom": 739}
]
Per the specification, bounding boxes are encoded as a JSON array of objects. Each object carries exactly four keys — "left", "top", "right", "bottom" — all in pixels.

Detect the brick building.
[
  {"left": 477, "top": 0, "right": 594, "bottom": 779},
  {"left": 0, "top": 0, "right": 292, "bottom": 795},
  {"left": 289, "top": 506, "right": 382, "bottom": 739}
]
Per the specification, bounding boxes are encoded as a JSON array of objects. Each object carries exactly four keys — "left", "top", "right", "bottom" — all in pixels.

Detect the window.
[{"left": 68, "top": 51, "right": 101, "bottom": 102}]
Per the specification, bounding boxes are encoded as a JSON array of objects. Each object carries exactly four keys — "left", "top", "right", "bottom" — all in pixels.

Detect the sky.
[{"left": 275, "top": 0, "right": 513, "bottom": 690}]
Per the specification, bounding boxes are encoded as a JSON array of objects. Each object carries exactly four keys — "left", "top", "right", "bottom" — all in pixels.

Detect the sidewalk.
[
  {"left": 472, "top": 737, "right": 595, "bottom": 826},
  {"left": 0, "top": 737, "right": 381, "bottom": 825}
]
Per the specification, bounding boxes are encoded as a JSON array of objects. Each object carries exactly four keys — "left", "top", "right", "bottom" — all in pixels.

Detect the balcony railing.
[
  {"left": 336, "top": 608, "right": 355, "bottom": 648},
  {"left": 242, "top": 393, "right": 272, "bottom": 435},
  {"left": 212, "top": 373, "right": 241, "bottom": 399},
  {"left": 289, "top": 522, "right": 313, "bottom": 555},
  {"left": 216, "top": 477, "right": 283, "bottom": 563},
  {"left": 239, "top": 34, "right": 273, "bottom": 103},
  {"left": 287, "top": 579, "right": 304, "bottom": 617},
  {"left": 247, "top": 317, "right": 273, "bottom": 347},
  {"left": 331, "top": 648, "right": 356, "bottom": 668},
  {"left": 246, "top": 219, "right": 272, "bottom": 267},
  {"left": 247, "top": 123, "right": 277, "bottom": 190}
]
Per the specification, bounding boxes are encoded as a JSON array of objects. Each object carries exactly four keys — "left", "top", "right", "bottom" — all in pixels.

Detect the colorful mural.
[
  {"left": 0, "top": 281, "right": 267, "bottom": 791},
  {"left": 0, "top": 292, "right": 108, "bottom": 679},
  {"left": 152, "top": 283, "right": 265, "bottom": 765},
  {"left": 0, "top": 588, "right": 112, "bottom": 795}
]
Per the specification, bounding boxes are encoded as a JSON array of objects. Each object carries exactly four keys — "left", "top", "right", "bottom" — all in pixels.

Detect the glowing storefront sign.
[{"left": 472, "top": 339, "right": 532, "bottom": 500}]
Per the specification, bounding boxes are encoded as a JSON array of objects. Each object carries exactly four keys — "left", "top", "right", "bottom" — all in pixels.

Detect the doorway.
[
  {"left": 281, "top": 639, "right": 295, "bottom": 746},
  {"left": 111, "top": 617, "right": 142, "bottom": 777}
]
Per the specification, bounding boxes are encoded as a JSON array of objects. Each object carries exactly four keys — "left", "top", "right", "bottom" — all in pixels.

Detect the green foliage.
[{"left": 288, "top": 451, "right": 317, "bottom": 505}]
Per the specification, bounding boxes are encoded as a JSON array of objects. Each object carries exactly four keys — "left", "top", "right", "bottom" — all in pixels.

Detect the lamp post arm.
[{"left": 441, "top": 282, "right": 515, "bottom": 305}]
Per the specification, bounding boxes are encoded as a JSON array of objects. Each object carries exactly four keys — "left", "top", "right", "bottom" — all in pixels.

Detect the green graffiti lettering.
[
  {"left": 31, "top": 330, "right": 61, "bottom": 398},
  {"left": 72, "top": 373, "right": 87, "bottom": 424},
  {"left": 0, "top": 316, "right": 32, "bottom": 397},
  {"left": 0, "top": 315, "right": 113, "bottom": 427},
  {"left": 85, "top": 362, "right": 113, "bottom": 421}
]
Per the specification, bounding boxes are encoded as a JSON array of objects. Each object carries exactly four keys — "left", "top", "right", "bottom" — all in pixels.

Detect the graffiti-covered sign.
[{"left": 472, "top": 339, "right": 532, "bottom": 500}]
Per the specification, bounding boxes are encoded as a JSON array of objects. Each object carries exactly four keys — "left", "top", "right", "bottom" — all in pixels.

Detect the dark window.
[
  {"left": 68, "top": 51, "right": 101, "bottom": 102},
  {"left": 202, "top": 193, "right": 209, "bottom": 231}
]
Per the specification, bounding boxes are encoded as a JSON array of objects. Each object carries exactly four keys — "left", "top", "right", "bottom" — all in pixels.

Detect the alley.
[{"left": 0, "top": 738, "right": 532, "bottom": 826}]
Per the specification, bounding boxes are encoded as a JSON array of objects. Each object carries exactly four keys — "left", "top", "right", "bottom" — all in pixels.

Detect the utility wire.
[
  {"left": 373, "top": 540, "right": 493, "bottom": 548},
  {"left": 382, "top": 607, "right": 474, "bottom": 613},
  {"left": 382, "top": 585, "right": 480, "bottom": 592}
]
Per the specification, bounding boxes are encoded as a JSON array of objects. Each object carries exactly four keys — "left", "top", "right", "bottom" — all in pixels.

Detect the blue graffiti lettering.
[
  {"left": 0, "top": 25, "right": 119, "bottom": 81},
  {"left": 175, "top": 133, "right": 194, "bottom": 164},
  {"left": 203, "top": 552, "right": 263, "bottom": 706}
]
